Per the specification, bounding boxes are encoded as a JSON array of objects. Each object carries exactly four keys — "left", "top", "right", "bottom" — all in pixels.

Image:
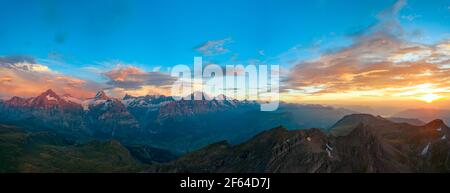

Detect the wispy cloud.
[
  {"left": 401, "top": 14, "right": 421, "bottom": 21},
  {"left": 195, "top": 38, "right": 233, "bottom": 56},
  {"left": 0, "top": 55, "right": 36, "bottom": 64},
  {"left": 104, "top": 65, "right": 177, "bottom": 88}
]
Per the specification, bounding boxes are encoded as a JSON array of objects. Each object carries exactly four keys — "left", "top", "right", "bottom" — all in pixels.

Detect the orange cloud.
[
  {"left": 103, "top": 65, "right": 177, "bottom": 90},
  {"left": 284, "top": 0, "right": 450, "bottom": 103},
  {"left": 285, "top": 38, "right": 450, "bottom": 102},
  {"left": 104, "top": 66, "right": 147, "bottom": 82},
  {"left": 0, "top": 57, "right": 101, "bottom": 99}
]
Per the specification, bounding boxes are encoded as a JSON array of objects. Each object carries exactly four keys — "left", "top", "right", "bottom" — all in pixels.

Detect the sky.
[{"left": 0, "top": 0, "right": 449, "bottom": 113}]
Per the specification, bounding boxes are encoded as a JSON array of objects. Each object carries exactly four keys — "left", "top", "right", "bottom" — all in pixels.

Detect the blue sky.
[
  {"left": 0, "top": 0, "right": 449, "bottom": 107},
  {"left": 0, "top": 0, "right": 447, "bottom": 79}
]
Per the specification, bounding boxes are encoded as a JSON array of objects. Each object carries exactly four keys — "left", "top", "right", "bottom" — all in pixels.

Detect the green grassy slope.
[{"left": 0, "top": 124, "right": 146, "bottom": 173}]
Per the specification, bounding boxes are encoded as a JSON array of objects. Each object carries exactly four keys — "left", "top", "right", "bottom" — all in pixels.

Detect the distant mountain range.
[
  {"left": 0, "top": 89, "right": 355, "bottom": 153},
  {"left": 147, "top": 114, "right": 450, "bottom": 173},
  {"left": 394, "top": 108, "right": 450, "bottom": 124}
]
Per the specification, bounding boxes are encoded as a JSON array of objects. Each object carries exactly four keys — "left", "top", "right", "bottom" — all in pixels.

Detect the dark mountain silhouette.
[
  {"left": 387, "top": 117, "right": 425, "bottom": 126},
  {"left": 147, "top": 114, "right": 450, "bottom": 173},
  {"left": 394, "top": 108, "right": 450, "bottom": 124}
]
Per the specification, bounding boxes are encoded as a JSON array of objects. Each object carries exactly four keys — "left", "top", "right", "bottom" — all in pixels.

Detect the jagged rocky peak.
[
  {"left": 94, "top": 91, "right": 110, "bottom": 100},
  {"left": 61, "top": 94, "right": 83, "bottom": 104},
  {"left": 215, "top": 94, "right": 228, "bottom": 100},
  {"left": 38, "top": 89, "right": 61, "bottom": 100},
  {"left": 4, "top": 96, "right": 29, "bottom": 106},
  {"left": 4, "top": 89, "right": 65, "bottom": 107},
  {"left": 30, "top": 89, "right": 64, "bottom": 105},
  {"left": 123, "top": 93, "right": 135, "bottom": 100},
  {"left": 8, "top": 96, "right": 26, "bottom": 102},
  {"left": 121, "top": 93, "right": 174, "bottom": 107},
  {"left": 148, "top": 94, "right": 166, "bottom": 99},
  {"left": 6, "top": 89, "right": 84, "bottom": 110},
  {"left": 183, "top": 91, "right": 212, "bottom": 100},
  {"left": 214, "top": 94, "right": 238, "bottom": 101},
  {"left": 182, "top": 92, "right": 239, "bottom": 101}
]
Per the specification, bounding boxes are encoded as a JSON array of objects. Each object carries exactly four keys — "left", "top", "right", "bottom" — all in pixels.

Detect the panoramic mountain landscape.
[
  {"left": 1, "top": 89, "right": 450, "bottom": 172},
  {"left": 0, "top": 0, "right": 449, "bottom": 175}
]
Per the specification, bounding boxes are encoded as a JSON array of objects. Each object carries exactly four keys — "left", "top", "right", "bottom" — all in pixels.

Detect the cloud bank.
[
  {"left": 102, "top": 65, "right": 178, "bottom": 97},
  {"left": 0, "top": 56, "right": 101, "bottom": 99},
  {"left": 284, "top": 0, "right": 450, "bottom": 101}
]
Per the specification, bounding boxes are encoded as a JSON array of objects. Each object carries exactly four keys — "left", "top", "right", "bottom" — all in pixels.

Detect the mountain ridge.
[
  {"left": 0, "top": 89, "right": 366, "bottom": 153},
  {"left": 147, "top": 114, "right": 450, "bottom": 173}
]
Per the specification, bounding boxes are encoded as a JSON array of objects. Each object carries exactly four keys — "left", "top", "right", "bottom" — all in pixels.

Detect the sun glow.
[{"left": 418, "top": 93, "right": 444, "bottom": 103}]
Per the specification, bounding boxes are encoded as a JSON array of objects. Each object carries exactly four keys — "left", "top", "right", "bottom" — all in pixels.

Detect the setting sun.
[{"left": 418, "top": 93, "right": 444, "bottom": 103}]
